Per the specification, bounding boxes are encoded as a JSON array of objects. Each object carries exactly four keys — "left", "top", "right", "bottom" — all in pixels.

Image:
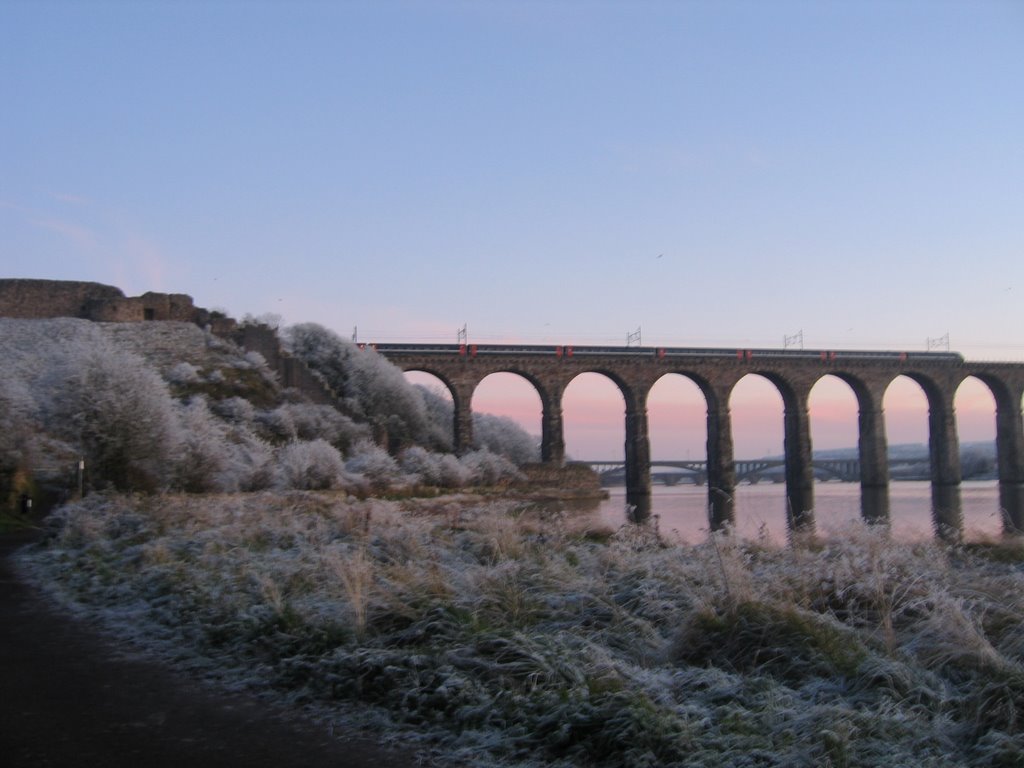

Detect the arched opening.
[
  {"left": 562, "top": 372, "right": 627, "bottom": 462},
  {"left": 470, "top": 372, "right": 543, "bottom": 464},
  {"left": 403, "top": 370, "right": 456, "bottom": 452},
  {"left": 883, "top": 375, "right": 932, "bottom": 539},
  {"left": 729, "top": 374, "right": 786, "bottom": 541},
  {"left": 808, "top": 375, "right": 861, "bottom": 534},
  {"left": 646, "top": 373, "right": 711, "bottom": 541},
  {"left": 564, "top": 372, "right": 632, "bottom": 529},
  {"left": 647, "top": 374, "right": 708, "bottom": 461},
  {"left": 955, "top": 376, "right": 999, "bottom": 537}
]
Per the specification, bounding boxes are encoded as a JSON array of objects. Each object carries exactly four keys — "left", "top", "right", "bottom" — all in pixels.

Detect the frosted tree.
[
  {"left": 472, "top": 413, "right": 540, "bottom": 465},
  {"left": 174, "top": 396, "right": 237, "bottom": 492},
  {"left": 256, "top": 402, "right": 369, "bottom": 451},
  {"left": 418, "top": 385, "right": 539, "bottom": 464},
  {"left": 398, "top": 445, "right": 471, "bottom": 487},
  {"left": 284, "top": 323, "right": 436, "bottom": 449},
  {"left": 344, "top": 438, "right": 403, "bottom": 487},
  {"left": 275, "top": 439, "right": 348, "bottom": 490},
  {"left": 42, "top": 338, "right": 183, "bottom": 491}
]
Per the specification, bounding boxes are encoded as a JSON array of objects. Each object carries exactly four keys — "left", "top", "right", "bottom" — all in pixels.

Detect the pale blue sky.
[{"left": 4, "top": 0, "right": 1022, "bottom": 359}]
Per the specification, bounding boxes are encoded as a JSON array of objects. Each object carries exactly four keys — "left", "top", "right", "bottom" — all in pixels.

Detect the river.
[{"left": 593, "top": 480, "right": 1004, "bottom": 544}]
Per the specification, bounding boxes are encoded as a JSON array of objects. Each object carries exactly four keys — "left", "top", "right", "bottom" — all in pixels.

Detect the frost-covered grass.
[{"left": 19, "top": 493, "right": 1024, "bottom": 767}]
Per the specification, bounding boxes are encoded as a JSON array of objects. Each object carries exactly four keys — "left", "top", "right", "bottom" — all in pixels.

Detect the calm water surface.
[{"left": 594, "top": 480, "right": 1003, "bottom": 544}]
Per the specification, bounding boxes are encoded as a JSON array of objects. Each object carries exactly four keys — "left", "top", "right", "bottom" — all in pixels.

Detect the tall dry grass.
[{"left": 18, "top": 492, "right": 1024, "bottom": 767}]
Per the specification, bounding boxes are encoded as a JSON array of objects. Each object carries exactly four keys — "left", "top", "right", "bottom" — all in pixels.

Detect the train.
[{"left": 362, "top": 343, "right": 964, "bottom": 364}]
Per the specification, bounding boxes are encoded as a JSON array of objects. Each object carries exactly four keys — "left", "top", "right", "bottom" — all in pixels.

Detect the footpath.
[{"left": 0, "top": 527, "right": 421, "bottom": 768}]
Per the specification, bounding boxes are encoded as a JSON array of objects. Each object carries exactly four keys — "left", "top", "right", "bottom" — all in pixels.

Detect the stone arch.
[
  {"left": 957, "top": 371, "right": 1024, "bottom": 534},
  {"left": 402, "top": 369, "right": 459, "bottom": 451},
  {"left": 759, "top": 369, "right": 818, "bottom": 536},
  {"left": 470, "top": 371, "right": 545, "bottom": 464},
  {"left": 562, "top": 369, "right": 651, "bottom": 516},
  {"left": 648, "top": 371, "right": 713, "bottom": 459},
  {"left": 650, "top": 369, "right": 735, "bottom": 529},
  {"left": 561, "top": 370, "right": 630, "bottom": 458},
  {"left": 399, "top": 370, "right": 464, "bottom": 454},
  {"left": 809, "top": 370, "right": 891, "bottom": 525},
  {"left": 884, "top": 372, "right": 962, "bottom": 540}
]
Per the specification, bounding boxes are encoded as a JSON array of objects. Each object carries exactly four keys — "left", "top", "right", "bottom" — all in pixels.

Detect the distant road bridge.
[
  {"left": 371, "top": 342, "right": 1024, "bottom": 540},
  {"left": 582, "top": 458, "right": 866, "bottom": 485}
]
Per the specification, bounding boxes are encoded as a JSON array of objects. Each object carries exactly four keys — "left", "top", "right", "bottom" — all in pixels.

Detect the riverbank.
[{"left": 14, "top": 490, "right": 1024, "bottom": 767}]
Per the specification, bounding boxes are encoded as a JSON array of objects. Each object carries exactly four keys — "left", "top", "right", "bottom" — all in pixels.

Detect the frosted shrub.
[
  {"left": 472, "top": 413, "right": 540, "bottom": 465},
  {"left": 174, "top": 397, "right": 237, "bottom": 492},
  {"left": 211, "top": 396, "right": 257, "bottom": 425},
  {"left": 42, "top": 338, "right": 182, "bottom": 491},
  {"left": 243, "top": 350, "right": 267, "bottom": 369},
  {"left": 285, "top": 323, "right": 435, "bottom": 449},
  {"left": 258, "top": 403, "right": 368, "bottom": 449},
  {"left": 398, "top": 446, "right": 470, "bottom": 487},
  {"left": 419, "top": 386, "right": 539, "bottom": 464},
  {"left": 275, "top": 439, "right": 347, "bottom": 490},
  {"left": 344, "top": 439, "right": 402, "bottom": 487},
  {"left": 416, "top": 385, "right": 456, "bottom": 451},
  {"left": 166, "top": 361, "right": 201, "bottom": 385},
  {"left": 228, "top": 431, "right": 278, "bottom": 491},
  {"left": 460, "top": 448, "right": 523, "bottom": 485}
]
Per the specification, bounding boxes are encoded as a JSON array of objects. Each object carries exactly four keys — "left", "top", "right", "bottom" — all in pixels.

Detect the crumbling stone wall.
[
  {"left": 0, "top": 277, "right": 335, "bottom": 407},
  {"left": 0, "top": 278, "right": 233, "bottom": 330},
  {"left": 229, "top": 323, "right": 339, "bottom": 405},
  {"left": 0, "top": 279, "right": 126, "bottom": 319}
]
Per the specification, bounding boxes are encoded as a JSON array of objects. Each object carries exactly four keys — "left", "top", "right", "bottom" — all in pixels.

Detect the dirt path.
[{"left": 0, "top": 528, "right": 422, "bottom": 768}]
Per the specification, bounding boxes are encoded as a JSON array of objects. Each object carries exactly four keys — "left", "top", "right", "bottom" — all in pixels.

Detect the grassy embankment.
[{"left": 18, "top": 492, "right": 1024, "bottom": 767}]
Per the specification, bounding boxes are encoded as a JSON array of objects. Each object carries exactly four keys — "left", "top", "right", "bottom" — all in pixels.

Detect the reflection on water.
[{"left": 592, "top": 480, "right": 1004, "bottom": 544}]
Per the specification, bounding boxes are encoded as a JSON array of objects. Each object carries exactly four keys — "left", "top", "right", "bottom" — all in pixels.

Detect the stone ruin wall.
[
  {"left": 0, "top": 279, "right": 126, "bottom": 319},
  {"left": 0, "top": 278, "right": 334, "bottom": 405}
]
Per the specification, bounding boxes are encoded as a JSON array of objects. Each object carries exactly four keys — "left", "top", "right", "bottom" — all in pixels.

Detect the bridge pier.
[
  {"left": 995, "top": 389, "right": 1024, "bottom": 535},
  {"left": 705, "top": 397, "right": 736, "bottom": 531},
  {"left": 928, "top": 390, "right": 963, "bottom": 542},
  {"left": 858, "top": 397, "right": 891, "bottom": 525},
  {"left": 783, "top": 388, "right": 815, "bottom": 536},
  {"left": 452, "top": 383, "right": 476, "bottom": 455},
  {"left": 540, "top": 388, "right": 566, "bottom": 466},
  {"left": 624, "top": 394, "right": 652, "bottom": 521}
]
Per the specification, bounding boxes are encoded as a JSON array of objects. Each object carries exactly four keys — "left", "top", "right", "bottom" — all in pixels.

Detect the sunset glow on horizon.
[{"left": 5, "top": 1, "right": 1021, "bottom": 452}]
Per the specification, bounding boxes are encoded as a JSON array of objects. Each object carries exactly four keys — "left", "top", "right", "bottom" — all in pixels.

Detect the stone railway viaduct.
[{"left": 373, "top": 343, "right": 1024, "bottom": 540}]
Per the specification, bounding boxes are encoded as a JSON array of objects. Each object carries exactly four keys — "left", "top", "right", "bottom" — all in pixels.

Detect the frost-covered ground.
[{"left": 18, "top": 493, "right": 1024, "bottom": 767}]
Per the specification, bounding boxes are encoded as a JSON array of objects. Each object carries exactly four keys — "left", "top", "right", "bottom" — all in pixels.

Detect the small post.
[{"left": 77, "top": 458, "right": 85, "bottom": 498}]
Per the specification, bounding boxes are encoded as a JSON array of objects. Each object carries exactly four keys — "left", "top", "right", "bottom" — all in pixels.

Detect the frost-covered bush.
[
  {"left": 285, "top": 323, "right": 436, "bottom": 449},
  {"left": 243, "top": 350, "right": 267, "bottom": 369},
  {"left": 257, "top": 402, "right": 369, "bottom": 450},
  {"left": 417, "top": 386, "right": 456, "bottom": 451},
  {"left": 227, "top": 430, "right": 278, "bottom": 491},
  {"left": 275, "top": 439, "right": 348, "bottom": 490},
  {"left": 398, "top": 446, "right": 471, "bottom": 487},
  {"left": 41, "top": 337, "right": 183, "bottom": 491},
  {"left": 166, "top": 361, "right": 201, "bottom": 385},
  {"left": 471, "top": 413, "right": 539, "bottom": 465},
  {"left": 419, "top": 385, "right": 539, "bottom": 465},
  {"left": 174, "top": 396, "right": 240, "bottom": 492},
  {"left": 211, "top": 396, "right": 257, "bottom": 425},
  {"left": 344, "top": 439, "right": 403, "bottom": 487},
  {"left": 460, "top": 448, "right": 523, "bottom": 485}
]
